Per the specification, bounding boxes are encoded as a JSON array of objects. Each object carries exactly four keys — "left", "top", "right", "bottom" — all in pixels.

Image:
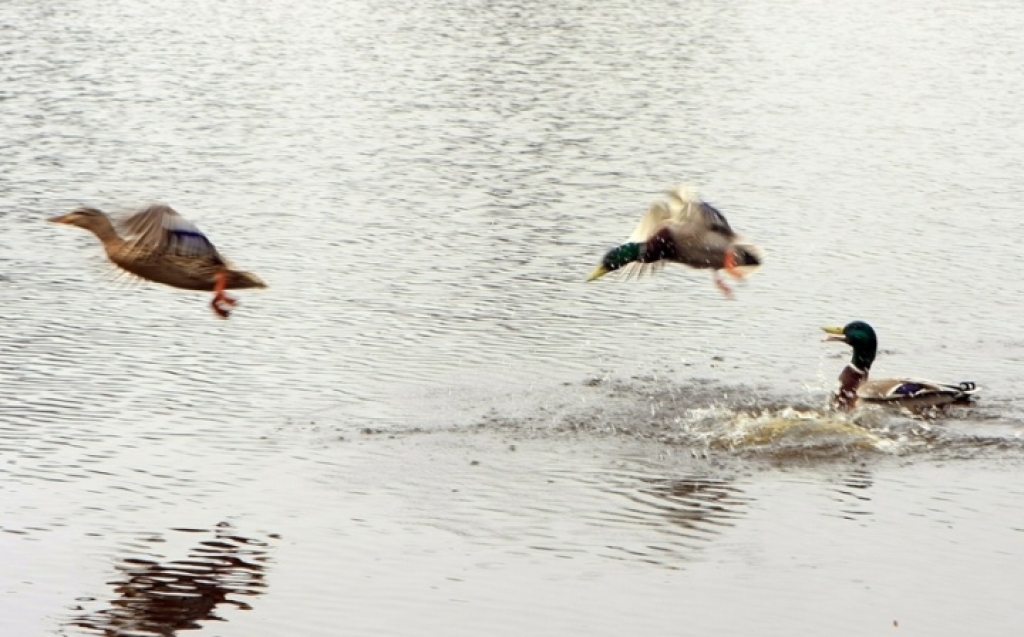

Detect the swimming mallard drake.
[
  {"left": 49, "top": 204, "right": 266, "bottom": 318},
  {"left": 822, "top": 321, "right": 978, "bottom": 410},
  {"left": 586, "top": 185, "right": 762, "bottom": 296}
]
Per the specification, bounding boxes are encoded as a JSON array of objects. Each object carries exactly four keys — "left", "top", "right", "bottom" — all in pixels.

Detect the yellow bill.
[
  {"left": 821, "top": 326, "right": 846, "bottom": 342},
  {"left": 586, "top": 265, "right": 609, "bottom": 282}
]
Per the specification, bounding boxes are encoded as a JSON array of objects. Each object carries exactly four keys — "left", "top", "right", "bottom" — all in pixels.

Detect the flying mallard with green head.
[
  {"left": 821, "top": 321, "right": 978, "bottom": 410},
  {"left": 587, "top": 185, "right": 762, "bottom": 296},
  {"left": 49, "top": 204, "right": 266, "bottom": 319}
]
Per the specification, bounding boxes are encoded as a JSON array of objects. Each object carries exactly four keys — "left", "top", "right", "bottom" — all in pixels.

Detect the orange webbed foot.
[
  {"left": 211, "top": 270, "right": 236, "bottom": 318},
  {"left": 211, "top": 294, "right": 236, "bottom": 319}
]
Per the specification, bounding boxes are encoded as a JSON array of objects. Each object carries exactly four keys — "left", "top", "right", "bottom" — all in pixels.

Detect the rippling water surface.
[{"left": 2, "top": 0, "right": 1023, "bottom": 635}]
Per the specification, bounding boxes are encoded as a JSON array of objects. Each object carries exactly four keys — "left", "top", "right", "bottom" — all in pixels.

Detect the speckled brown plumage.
[{"left": 50, "top": 204, "right": 265, "bottom": 318}]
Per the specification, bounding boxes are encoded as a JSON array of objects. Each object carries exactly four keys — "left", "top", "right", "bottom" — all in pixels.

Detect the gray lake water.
[{"left": 2, "top": 0, "right": 1024, "bottom": 635}]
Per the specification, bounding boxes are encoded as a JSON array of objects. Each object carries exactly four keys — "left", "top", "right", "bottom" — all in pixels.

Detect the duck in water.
[{"left": 821, "top": 321, "right": 977, "bottom": 410}]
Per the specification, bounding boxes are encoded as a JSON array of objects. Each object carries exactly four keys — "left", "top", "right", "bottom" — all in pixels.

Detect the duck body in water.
[{"left": 822, "top": 321, "right": 977, "bottom": 411}]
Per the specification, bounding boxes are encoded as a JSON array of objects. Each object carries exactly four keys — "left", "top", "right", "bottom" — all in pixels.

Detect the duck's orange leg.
[
  {"left": 211, "top": 271, "right": 237, "bottom": 319},
  {"left": 723, "top": 247, "right": 743, "bottom": 280},
  {"left": 712, "top": 271, "right": 734, "bottom": 298}
]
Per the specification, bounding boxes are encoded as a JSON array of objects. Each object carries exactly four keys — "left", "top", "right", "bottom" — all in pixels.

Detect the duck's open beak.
[
  {"left": 821, "top": 326, "right": 846, "bottom": 342},
  {"left": 586, "top": 265, "right": 609, "bottom": 282}
]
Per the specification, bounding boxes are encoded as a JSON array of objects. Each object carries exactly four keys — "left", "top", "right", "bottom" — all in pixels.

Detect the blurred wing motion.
[
  {"left": 116, "top": 204, "right": 227, "bottom": 265},
  {"left": 621, "top": 185, "right": 759, "bottom": 280},
  {"left": 50, "top": 203, "right": 264, "bottom": 318}
]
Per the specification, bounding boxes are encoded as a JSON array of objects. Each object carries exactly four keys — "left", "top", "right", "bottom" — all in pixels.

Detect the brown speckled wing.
[{"left": 117, "top": 204, "right": 227, "bottom": 265}]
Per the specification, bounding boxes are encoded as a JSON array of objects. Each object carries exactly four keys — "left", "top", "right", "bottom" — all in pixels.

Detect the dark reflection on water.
[
  {"left": 628, "top": 475, "right": 748, "bottom": 537},
  {"left": 828, "top": 468, "right": 875, "bottom": 521},
  {"left": 841, "top": 469, "right": 873, "bottom": 492},
  {"left": 67, "top": 524, "right": 275, "bottom": 637},
  {"left": 583, "top": 465, "right": 752, "bottom": 567}
]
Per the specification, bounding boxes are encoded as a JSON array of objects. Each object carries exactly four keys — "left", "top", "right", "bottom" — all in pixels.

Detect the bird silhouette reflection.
[{"left": 69, "top": 523, "right": 275, "bottom": 636}]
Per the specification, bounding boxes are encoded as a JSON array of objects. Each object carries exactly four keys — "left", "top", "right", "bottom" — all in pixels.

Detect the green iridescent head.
[
  {"left": 587, "top": 242, "right": 642, "bottom": 281},
  {"left": 822, "top": 320, "right": 878, "bottom": 371}
]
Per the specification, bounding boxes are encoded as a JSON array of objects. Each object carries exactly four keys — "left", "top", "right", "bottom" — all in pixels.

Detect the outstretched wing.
[
  {"left": 629, "top": 185, "right": 735, "bottom": 242},
  {"left": 664, "top": 186, "right": 735, "bottom": 238},
  {"left": 627, "top": 200, "right": 672, "bottom": 243},
  {"left": 117, "top": 204, "right": 226, "bottom": 264}
]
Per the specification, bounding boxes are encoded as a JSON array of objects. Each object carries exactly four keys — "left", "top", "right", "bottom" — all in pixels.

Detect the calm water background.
[{"left": 2, "top": 0, "right": 1023, "bottom": 635}]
